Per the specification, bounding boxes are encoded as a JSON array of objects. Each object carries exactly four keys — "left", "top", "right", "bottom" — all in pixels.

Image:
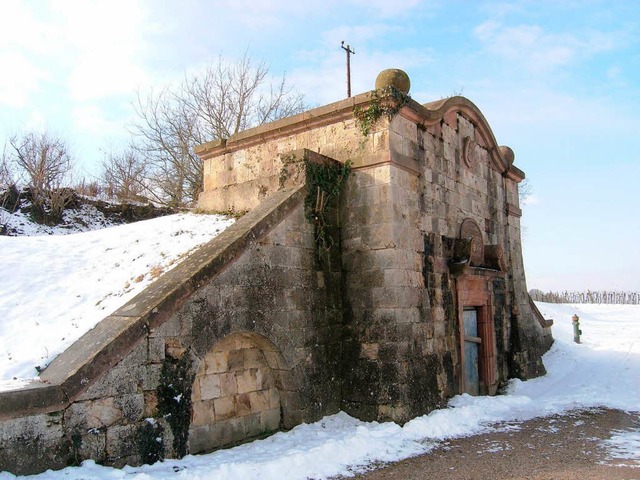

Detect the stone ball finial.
[
  {"left": 375, "top": 69, "right": 410, "bottom": 94},
  {"left": 498, "top": 145, "right": 515, "bottom": 165}
]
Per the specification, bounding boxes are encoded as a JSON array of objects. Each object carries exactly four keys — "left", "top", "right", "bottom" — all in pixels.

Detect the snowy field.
[
  {"left": 0, "top": 212, "right": 234, "bottom": 390},
  {"left": 0, "top": 302, "right": 637, "bottom": 478}
]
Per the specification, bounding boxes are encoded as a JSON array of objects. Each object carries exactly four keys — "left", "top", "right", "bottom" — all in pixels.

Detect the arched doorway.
[
  {"left": 188, "top": 333, "right": 284, "bottom": 454},
  {"left": 452, "top": 218, "right": 503, "bottom": 396}
]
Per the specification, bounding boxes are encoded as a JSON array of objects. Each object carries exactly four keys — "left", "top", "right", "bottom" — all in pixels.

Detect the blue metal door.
[{"left": 463, "top": 308, "right": 481, "bottom": 395}]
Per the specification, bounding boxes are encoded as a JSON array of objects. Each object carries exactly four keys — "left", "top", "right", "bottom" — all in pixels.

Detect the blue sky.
[{"left": 1, "top": 0, "right": 638, "bottom": 292}]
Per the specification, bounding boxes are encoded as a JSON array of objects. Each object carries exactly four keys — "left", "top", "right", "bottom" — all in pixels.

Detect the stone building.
[{"left": 0, "top": 69, "right": 552, "bottom": 475}]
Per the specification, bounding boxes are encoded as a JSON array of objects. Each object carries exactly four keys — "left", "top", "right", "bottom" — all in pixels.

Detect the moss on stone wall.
[
  {"left": 156, "top": 353, "right": 195, "bottom": 458},
  {"left": 441, "top": 273, "right": 456, "bottom": 337},
  {"left": 493, "top": 277, "right": 507, "bottom": 379},
  {"left": 442, "top": 351, "right": 456, "bottom": 397},
  {"left": 137, "top": 420, "right": 165, "bottom": 465},
  {"left": 407, "top": 353, "right": 440, "bottom": 413},
  {"left": 353, "top": 86, "right": 410, "bottom": 137},
  {"left": 422, "top": 234, "right": 436, "bottom": 308},
  {"left": 492, "top": 278, "right": 509, "bottom": 355}
]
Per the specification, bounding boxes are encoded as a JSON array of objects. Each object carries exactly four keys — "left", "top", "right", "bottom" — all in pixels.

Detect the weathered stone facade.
[
  {"left": 196, "top": 71, "right": 553, "bottom": 422},
  {"left": 0, "top": 70, "right": 552, "bottom": 475}
]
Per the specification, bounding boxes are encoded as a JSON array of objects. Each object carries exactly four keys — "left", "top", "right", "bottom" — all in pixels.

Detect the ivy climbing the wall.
[
  {"left": 304, "top": 159, "right": 351, "bottom": 252},
  {"left": 353, "top": 85, "right": 411, "bottom": 137}
]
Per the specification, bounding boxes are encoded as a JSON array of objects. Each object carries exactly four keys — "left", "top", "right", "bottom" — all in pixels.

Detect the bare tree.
[
  {"left": 183, "top": 53, "right": 306, "bottom": 139},
  {"left": 9, "top": 131, "right": 74, "bottom": 225},
  {"left": 75, "top": 178, "right": 103, "bottom": 198},
  {"left": 0, "top": 142, "right": 12, "bottom": 188},
  {"left": 101, "top": 146, "right": 148, "bottom": 202},
  {"left": 530, "top": 289, "right": 640, "bottom": 305},
  {"left": 131, "top": 52, "right": 305, "bottom": 207},
  {"left": 132, "top": 87, "right": 201, "bottom": 206},
  {"left": 519, "top": 179, "right": 533, "bottom": 205},
  {"left": 0, "top": 143, "right": 15, "bottom": 234}
]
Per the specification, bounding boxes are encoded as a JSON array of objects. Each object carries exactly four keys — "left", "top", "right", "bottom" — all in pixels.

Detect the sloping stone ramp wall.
[{"left": 0, "top": 152, "right": 342, "bottom": 474}]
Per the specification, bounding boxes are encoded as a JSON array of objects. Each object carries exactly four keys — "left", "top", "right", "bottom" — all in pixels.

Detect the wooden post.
[{"left": 341, "top": 41, "right": 355, "bottom": 98}]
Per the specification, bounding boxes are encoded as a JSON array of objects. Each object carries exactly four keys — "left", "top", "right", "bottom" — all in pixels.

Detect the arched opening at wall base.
[{"left": 188, "top": 332, "right": 290, "bottom": 454}]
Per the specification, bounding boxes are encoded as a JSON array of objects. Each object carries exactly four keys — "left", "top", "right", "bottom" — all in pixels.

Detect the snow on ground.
[
  {"left": 0, "top": 302, "right": 638, "bottom": 479},
  {"left": 0, "top": 213, "right": 234, "bottom": 390},
  {"left": 602, "top": 428, "right": 640, "bottom": 467}
]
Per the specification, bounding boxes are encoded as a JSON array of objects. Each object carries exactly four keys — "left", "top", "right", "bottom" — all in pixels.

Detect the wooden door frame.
[{"left": 455, "top": 274, "right": 499, "bottom": 395}]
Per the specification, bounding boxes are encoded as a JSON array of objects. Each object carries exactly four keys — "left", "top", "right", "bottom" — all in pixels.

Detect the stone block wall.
[
  {"left": 197, "top": 102, "right": 372, "bottom": 213},
  {"left": 189, "top": 335, "right": 282, "bottom": 453},
  {"left": 336, "top": 93, "right": 551, "bottom": 420},
  {"left": 339, "top": 163, "right": 453, "bottom": 422},
  {"left": 182, "top": 202, "right": 343, "bottom": 428}
]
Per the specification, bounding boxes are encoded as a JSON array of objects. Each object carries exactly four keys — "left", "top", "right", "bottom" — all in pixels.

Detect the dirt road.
[{"left": 347, "top": 408, "right": 640, "bottom": 480}]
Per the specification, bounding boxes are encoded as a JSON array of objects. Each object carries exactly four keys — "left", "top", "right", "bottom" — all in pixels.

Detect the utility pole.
[{"left": 341, "top": 41, "right": 355, "bottom": 97}]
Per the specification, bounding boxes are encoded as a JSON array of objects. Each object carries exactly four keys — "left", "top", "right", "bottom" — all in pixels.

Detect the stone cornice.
[
  {"left": 195, "top": 92, "right": 374, "bottom": 160},
  {"left": 194, "top": 92, "right": 525, "bottom": 183}
]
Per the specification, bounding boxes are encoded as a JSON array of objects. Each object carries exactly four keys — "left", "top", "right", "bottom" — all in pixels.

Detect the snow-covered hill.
[{"left": 0, "top": 210, "right": 234, "bottom": 390}]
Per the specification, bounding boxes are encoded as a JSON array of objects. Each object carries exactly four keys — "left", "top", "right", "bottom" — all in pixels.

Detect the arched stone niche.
[
  {"left": 460, "top": 218, "right": 484, "bottom": 266},
  {"left": 188, "top": 332, "right": 286, "bottom": 454}
]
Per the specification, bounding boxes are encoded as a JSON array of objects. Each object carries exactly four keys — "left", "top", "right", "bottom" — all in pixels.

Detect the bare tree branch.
[
  {"left": 131, "top": 52, "right": 305, "bottom": 207},
  {"left": 101, "top": 146, "right": 149, "bottom": 203},
  {"left": 0, "top": 142, "right": 13, "bottom": 189}
]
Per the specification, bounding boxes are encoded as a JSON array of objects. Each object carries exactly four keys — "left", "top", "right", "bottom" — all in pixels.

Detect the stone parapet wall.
[{"left": 197, "top": 94, "right": 395, "bottom": 213}]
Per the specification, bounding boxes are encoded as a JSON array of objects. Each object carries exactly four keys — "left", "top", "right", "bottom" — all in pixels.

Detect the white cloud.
[
  {"left": 47, "top": 0, "right": 151, "bottom": 100},
  {"left": 67, "top": 59, "right": 149, "bottom": 102},
  {"left": 473, "top": 19, "right": 501, "bottom": 41},
  {"left": 198, "top": 0, "right": 309, "bottom": 30},
  {"left": 72, "top": 104, "right": 120, "bottom": 136},
  {"left": 0, "top": 52, "right": 49, "bottom": 107},
  {"left": 478, "top": 87, "right": 640, "bottom": 136},
  {"left": 25, "top": 110, "right": 47, "bottom": 132},
  {"left": 322, "top": 24, "right": 398, "bottom": 46},
  {"left": 349, "top": 0, "right": 425, "bottom": 17},
  {"left": 0, "top": 3, "right": 55, "bottom": 54},
  {"left": 606, "top": 65, "right": 627, "bottom": 87},
  {"left": 183, "top": 0, "right": 426, "bottom": 34},
  {"left": 520, "top": 193, "right": 539, "bottom": 207},
  {"left": 473, "top": 20, "right": 626, "bottom": 75},
  {"left": 526, "top": 269, "right": 637, "bottom": 292},
  {"left": 0, "top": 3, "right": 53, "bottom": 108},
  {"left": 0, "top": 0, "right": 154, "bottom": 107},
  {"left": 473, "top": 22, "right": 578, "bottom": 73}
]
